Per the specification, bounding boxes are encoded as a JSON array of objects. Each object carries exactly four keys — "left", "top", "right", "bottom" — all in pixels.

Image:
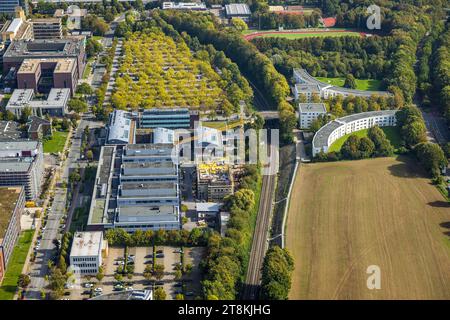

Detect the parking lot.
[{"left": 65, "top": 245, "right": 205, "bottom": 300}]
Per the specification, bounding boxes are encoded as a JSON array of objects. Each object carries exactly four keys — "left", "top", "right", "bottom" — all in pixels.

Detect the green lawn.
[
  {"left": 0, "top": 230, "right": 34, "bottom": 300},
  {"left": 328, "top": 126, "right": 402, "bottom": 153},
  {"left": 82, "top": 61, "right": 92, "bottom": 79},
  {"left": 257, "top": 31, "right": 360, "bottom": 39},
  {"left": 43, "top": 131, "right": 68, "bottom": 154},
  {"left": 316, "top": 77, "right": 382, "bottom": 91},
  {"left": 202, "top": 120, "right": 242, "bottom": 130}
]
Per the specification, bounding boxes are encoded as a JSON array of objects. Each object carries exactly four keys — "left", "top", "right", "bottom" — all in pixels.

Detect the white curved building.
[
  {"left": 293, "top": 68, "right": 392, "bottom": 100},
  {"left": 312, "top": 110, "right": 398, "bottom": 156}
]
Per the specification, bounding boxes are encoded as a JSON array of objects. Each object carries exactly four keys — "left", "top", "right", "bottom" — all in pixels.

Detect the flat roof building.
[
  {"left": 107, "top": 110, "right": 136, "bottom": 145},
  {"left": 2, "top": 38, "right": 85, "bottom": 84},
  {"left": 162, "top": 2, "right": 207, "bottom": 10},
  {"left": 139, "top": 108, "right": 191, "bottom": 129},
  {"left": 31, "top": 18, "right": 62, "bottom": 40},
  {"left": 6, "top": 88, "right": 70, "bottom": 118},
  {"left": 312, "top": 110, "right": 398, "bottom": 156},
  {"left": 298, "top": 103, "right": 327, "bottom": 129},
  {"left": 87, "top": 143, "right": 181, "bottom": 232},
  {"left": 0, "top": 186, "right": 25, "bottom": 283},
  {"left": 15, "top": 57, "right": 78, "bottom": 95},
  {"left": 225, "top": 3, "right": 251, "bottom": 20},
  {"left": 293, "top": 68, "right": 392, "bottom": 100},
  {"left": 197, "top": 162, "right": 234, "bottom": 202},
  {"left": 0, "top": 140, "right": 44, "bottom": 200},
  {"left": 69, "top": 231, "right": 107, "bottom": 275}
]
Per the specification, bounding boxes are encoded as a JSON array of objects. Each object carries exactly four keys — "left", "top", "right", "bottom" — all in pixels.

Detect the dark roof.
[
  {"left": 27, "top": 116, "right": 51, "bottom": 133},
  {"left": 0, "top": 120, "right": 26, "bottom": 141}
]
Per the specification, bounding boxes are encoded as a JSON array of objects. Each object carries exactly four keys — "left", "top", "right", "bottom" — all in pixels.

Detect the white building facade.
[
  {"left": 69, "top": 231, "right": 106, "bottom": 275},
  {"left": 299, "top": 103, "right": 327, "bottom": 129},
  {"left": 312, "top": 110, "right": 398, "bottom": 156}
]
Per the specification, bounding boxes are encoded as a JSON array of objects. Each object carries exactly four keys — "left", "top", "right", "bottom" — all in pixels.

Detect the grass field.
[
  {"left": 43, "top": 131, "right": 68, "bottom": 154},
  {"left": 316, "top": 77, "right": 382, "bottom": 91},
  {"left": 328, "top": 126, "right": 402, "bottom": 153},
  {"left": 286, "top": 157, "right": 450, "bottom": 299},
  {"left": 0, "top": 230, "right": 34, "bottom": 300}
]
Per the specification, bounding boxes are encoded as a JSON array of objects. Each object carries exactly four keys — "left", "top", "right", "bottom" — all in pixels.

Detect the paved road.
[
  {"left": 25, "top": 114, "right": 103, "bottom": 299},
  {"left": 241, "top": 146, "right": 277, "bottom": 300},
  {"left": 421, "top": 110, "right": 450, "bottom": 145}
]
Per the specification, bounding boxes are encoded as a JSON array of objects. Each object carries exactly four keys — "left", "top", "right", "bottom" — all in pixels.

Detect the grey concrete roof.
[
  {"left": 293, "top": 68, "right": 392, "bottom": 97},
  {"left": 299, "top": 103, "right": 327, "bottom": 113},
  {"left": 225, "top": 3, "right": 251, "bottom": 15},
  {"left": 312, "top": 110, "right": 398, "bottom": 149}
]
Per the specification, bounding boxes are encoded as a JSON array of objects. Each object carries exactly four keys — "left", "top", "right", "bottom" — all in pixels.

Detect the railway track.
[{"left": 241, "top": 172, "right": 276, "bottom": 300}]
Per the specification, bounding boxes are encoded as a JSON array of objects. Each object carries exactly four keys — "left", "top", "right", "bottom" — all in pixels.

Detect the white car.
[
  {"left": 83, "top": 283, "right": 94, "bottom": 288},
  {"left": 94, "top": 287, "right": 103, "bottom": 293}
]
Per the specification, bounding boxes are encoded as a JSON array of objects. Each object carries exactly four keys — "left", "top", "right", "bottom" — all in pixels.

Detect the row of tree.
[
  {"left": 157, "top": 10, "right": 296, "bottom": 142},
  {"left": 201, "top": 165, "right": 261, "bottom": 300},
  {"left": 105, "top": 227, "right": 210, "bottom": 247},
  {"left": 260, "top": 246, "right": 294, "bottom": 300},
  {"left": 396, "top": 105, "right": 448, "bottom": 179}
]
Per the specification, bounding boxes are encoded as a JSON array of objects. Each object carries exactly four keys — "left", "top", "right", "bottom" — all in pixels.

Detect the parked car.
[
  {"left": 83, "top": 283, "right": 94, "bottom": 288},
  {"left": 94, "top": 287, "right": 103, "bottom": 293}
]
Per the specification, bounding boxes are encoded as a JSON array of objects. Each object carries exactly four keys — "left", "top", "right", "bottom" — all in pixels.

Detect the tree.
[
  {"left": 401, "top": 120, "right": 427, "bottom": 147},
  {"left": 261, "top": 246, "right": 294, "bottom": 300},
  {"left": 143, "top": 264, "right": 152, "bottom": 282},
  {"left": 341, "top": 135, "right": 361, "bottom": 159},
  {"left": 154, "top": 287, "right": 166, "bottom": 300},
  {"left": 85, "top": 38, "right": 103, "bottom": 58},
  {"left": 174, "top": 269, "right": 182, "bottom": 281},
  {"left": 231, "top": 18, "right": 248, "bottom": 32},
  {"left": 358, "top": 137, "right": 375, "bottom": 158},
  {"left": 153, "top": 264, "right": 165, "bottom": 281},
  {"left": 68, "top": 98, "right": 88, "bottom": 113},
  {"left": 86, "top": 150, "right": 94, "bottom": 161},
  {"left": 96, "top": 267, "right": 104, "bottom": 283},
  {"left": 20, "top": 105, "right": 32, "bottom": 123},
  {"left": 48, "top": 268, "right": 66, "bottom": 300},
  {"left": 175, "top": 293, "right": 185, "bottom": 300},
  {"left": 18, "top": 274, "right": 31, "bottom": 289},
  {"left": 76, "top": 83, "right": 94, "bottom": 96},
  {"left": 414, "top": 142, "right": 448, "bottom": 178},
  {"left": 344, "top": 74, "right": 357, "bottom": 89}
]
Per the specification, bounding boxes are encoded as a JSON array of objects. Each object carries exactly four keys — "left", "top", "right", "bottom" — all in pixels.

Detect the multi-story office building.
[
  {"left": 0, "top": 1, "right": 27, "bottom": 15},
  {"left": 15, "top": 58, "right": 78, "bottom": 95},
  {"left": 69, "top": 231, "right": 107, "bottom": 275},
  {"left": 2, "top": 38, "right": 85, "bottom": 85},
  {"left": 107, "top": 110, "right": 136, "bottom": 145},
  {"left": 0, "top": 8, "right": 32, "bottom": 43},
  {"left": 87, "top": 143, "right": 181, "bottom": 232},
  {"left": 139, "top": 108, "right": 191, "bottom": 129},
  {"left": 0, "top": 186, "right": 25, "bottom": 283},
  {"left": 0, "top": 140, "right": 44, "bottom": 200},
  {"left": 197, "top": 162, "right": 234, "bottom": 202},
  {"left": 312, "top": 110, "right": 398, "bottom": 156},
  {"left": 6, "top": 88, "right": 70, "bottom": 117},
  {"left": 31, "top": 18, "right": 62, "bottom": 39},
  {"left": 298, "top": 103, "right": 327, "bottom": 129},
  {"left": 293, "top": 68, "right": 392, "bottom": 100}
]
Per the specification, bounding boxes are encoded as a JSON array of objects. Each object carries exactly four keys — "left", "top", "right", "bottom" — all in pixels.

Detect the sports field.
[
  {"left": 244, "top": 29, "right": 365, "bottom": 41},
  {"left": 315, "top": 77, "right": 382, "bottom": 91},
  {"left": 328, "top": 126, "right": 402, "bottom": 153},
  {"left": 286, "top": 157, "right": 450, "bottom": 299}
]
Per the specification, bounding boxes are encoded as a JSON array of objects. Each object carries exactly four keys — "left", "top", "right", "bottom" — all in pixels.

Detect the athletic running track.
[{"left": 243, "top": 29, "right": 368, "bottom": 41}]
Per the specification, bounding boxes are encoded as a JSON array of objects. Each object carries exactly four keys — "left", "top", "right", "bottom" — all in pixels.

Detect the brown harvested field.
[{"left": 286, "top": 156, "right": 450, "bottom": 300}]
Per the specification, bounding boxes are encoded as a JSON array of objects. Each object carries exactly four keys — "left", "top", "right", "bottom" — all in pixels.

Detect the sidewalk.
[{"left": 16, "top": 128, "right": 74, "bottom": 300}]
